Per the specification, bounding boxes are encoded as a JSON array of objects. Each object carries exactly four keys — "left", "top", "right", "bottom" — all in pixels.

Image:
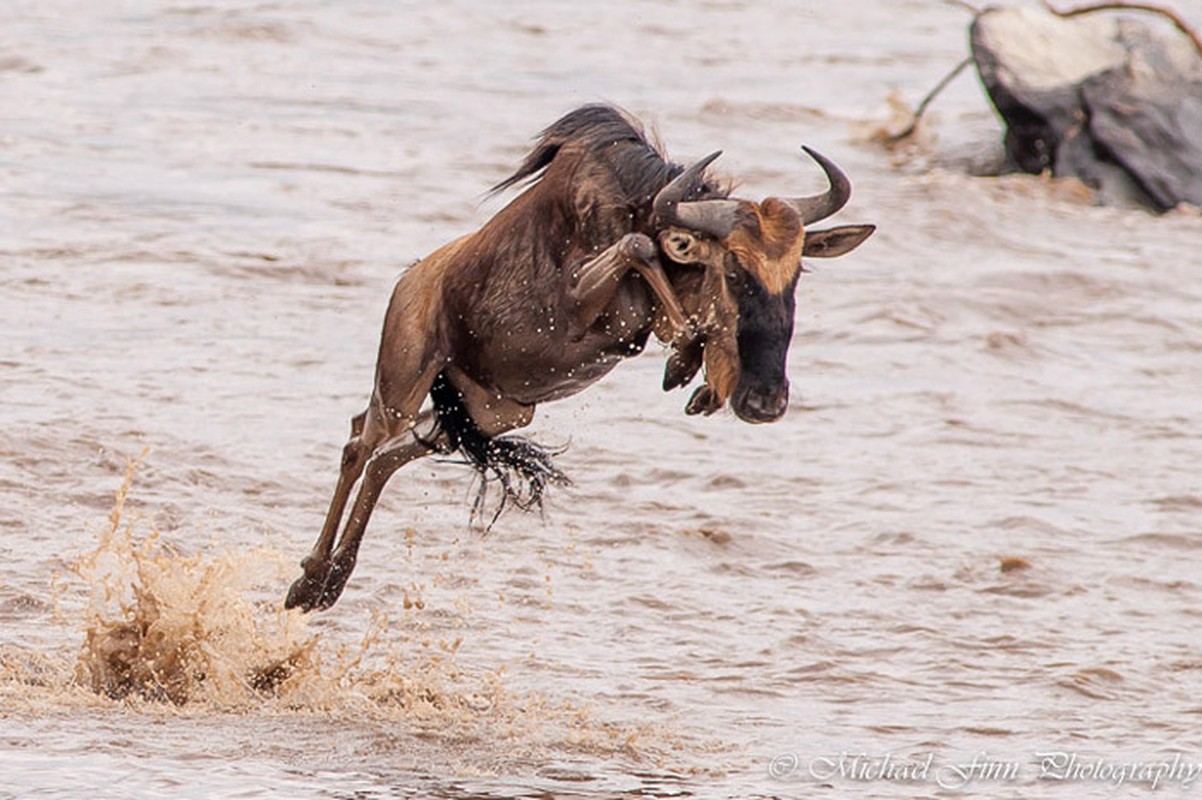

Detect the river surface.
[{"left": 3, "top": 1, "right": 1202, "bottom": 798}]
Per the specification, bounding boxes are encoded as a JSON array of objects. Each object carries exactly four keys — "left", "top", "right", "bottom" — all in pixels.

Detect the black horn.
[
  {"left": 653, "top": 151, "right": 741, "bottom": 239},
  {"left": 783, "top": 146, "right": 852, "bottom": 225}
]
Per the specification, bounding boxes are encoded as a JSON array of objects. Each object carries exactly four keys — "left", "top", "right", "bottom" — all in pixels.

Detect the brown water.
[{"left": 3, "top": 1, "right": 1202, "bottom": 797}]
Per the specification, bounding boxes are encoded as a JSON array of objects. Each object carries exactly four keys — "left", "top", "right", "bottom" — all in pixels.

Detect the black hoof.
[
  {"left": 686, "top": 385, "right": 722, "bottom": 416},
  {"left": 284, "top": 571, "right": 327, "bottom": 612},
  {"left": 284, "top": 556, "right": 354, "bottom": 612}
]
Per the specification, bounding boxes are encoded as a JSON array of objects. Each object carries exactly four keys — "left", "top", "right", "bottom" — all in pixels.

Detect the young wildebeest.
[{"left": 285, "top": 105, "right": 874, "bottom": 612}]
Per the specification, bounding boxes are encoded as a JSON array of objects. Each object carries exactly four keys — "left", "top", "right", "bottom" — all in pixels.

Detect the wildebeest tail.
[{"left": 426, "top": 371, "right": 570, "bottom": 526}]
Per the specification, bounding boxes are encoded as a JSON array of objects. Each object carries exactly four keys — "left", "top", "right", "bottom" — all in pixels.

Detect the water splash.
[
  {"left": 69, "top": 454, "right": 313, "bottom": 705},
  {"left": 52, "top": 453, "right": 522, "bottom": 733},
  {"left": 1, "top": 453, "right": 678, "bottom": 778}
]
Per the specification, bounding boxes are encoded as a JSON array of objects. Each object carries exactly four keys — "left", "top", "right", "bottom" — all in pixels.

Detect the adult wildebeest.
[{"left": 285, "top": 104, "right": 874, "bottom": 612}]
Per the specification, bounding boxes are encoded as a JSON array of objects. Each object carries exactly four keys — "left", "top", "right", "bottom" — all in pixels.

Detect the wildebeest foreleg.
[{"left": 569, "top": 232, "right": 692, "bottom": 339}]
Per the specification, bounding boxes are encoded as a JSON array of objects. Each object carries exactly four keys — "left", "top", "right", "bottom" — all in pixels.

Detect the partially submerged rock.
[{"left": 971, "top": 5, "right": 1202, "bottom": 211}]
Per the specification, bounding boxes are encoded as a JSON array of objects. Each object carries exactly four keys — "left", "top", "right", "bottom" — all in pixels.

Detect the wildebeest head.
[{"left": 653, "top": 149, "right": 874, "bottom": 423}]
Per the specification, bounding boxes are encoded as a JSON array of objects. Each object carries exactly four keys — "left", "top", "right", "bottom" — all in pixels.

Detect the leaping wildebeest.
[{"left": 285, "top": 104, "right": 874, "bottom": 612}]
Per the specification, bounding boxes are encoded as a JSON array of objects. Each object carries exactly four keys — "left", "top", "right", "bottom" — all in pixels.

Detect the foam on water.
[{"left": 1, "top": 454, "right": 687, "bottom": 786}]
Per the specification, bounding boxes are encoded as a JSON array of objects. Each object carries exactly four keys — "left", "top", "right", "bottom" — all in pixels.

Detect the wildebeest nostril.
[{"left": 737, "top": 385, "right": 789, "bottom": 423}]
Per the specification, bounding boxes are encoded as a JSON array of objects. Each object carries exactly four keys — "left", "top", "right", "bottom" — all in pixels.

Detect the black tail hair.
[{"left": 426, "top": 371, "right": 569, "bottom": 527}]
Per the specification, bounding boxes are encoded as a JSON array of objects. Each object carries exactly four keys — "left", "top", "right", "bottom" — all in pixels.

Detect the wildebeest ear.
[
  {"left": 802, "top": 224, "right": 875, "bottom": 258},
  {"left": 659, "top": 229, "right": 707, "bottom": 264}
]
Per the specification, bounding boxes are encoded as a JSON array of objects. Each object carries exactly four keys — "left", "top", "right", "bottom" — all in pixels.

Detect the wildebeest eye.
[{"left": 723, "top": 254, "right": 743, "bottom": 282}]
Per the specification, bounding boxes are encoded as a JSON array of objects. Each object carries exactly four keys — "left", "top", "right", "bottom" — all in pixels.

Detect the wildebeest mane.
[
  {"left": 489, "top": 104, "right": 726, "bottom": 231},
  {"left": 491, "top": 105, "right": 662, "bottom": 192}
]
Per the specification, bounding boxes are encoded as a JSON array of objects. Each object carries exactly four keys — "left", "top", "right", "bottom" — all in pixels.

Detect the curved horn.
[
  {"left": 653, "top": 151, "right": 742, "bottom": 239},
  {"left": 783, "top": 146, "right": 852, "bottom": 225}
]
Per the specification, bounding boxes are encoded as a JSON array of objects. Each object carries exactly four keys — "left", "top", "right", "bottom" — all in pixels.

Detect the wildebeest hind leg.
[
  {"left": 286, "top": 411, "right": 444, "bottom": 612},
  {"left": 314, "top": 426, "right": 439, "bottom": 610},
  {"left": 284, "top": 410, "right": 369, "bottom": 609}
]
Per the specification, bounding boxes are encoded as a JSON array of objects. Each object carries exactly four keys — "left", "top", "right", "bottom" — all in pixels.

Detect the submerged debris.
[{"left": 999, "top": 555, "right": 1033, "bottom": 574}]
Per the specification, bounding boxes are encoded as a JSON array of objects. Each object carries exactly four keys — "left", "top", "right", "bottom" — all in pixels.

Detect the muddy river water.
[{"left": 2, "top": 1, "right": 1201, "bottom": 797}]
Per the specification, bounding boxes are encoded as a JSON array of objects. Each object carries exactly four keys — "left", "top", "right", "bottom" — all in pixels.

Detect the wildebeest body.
[
  {"left": 285, "top": 104, "right": 874, "bottom": 612},
  {"left": 440, "top": 108, "right": 701, "bottom": 403}
]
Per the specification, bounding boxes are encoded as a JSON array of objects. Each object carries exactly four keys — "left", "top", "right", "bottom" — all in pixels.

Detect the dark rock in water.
[
  {"left": 1083, "top": 64, "right": 1202, "bottom": 210},
  {"left": 971, "top": 6, "right": 1202, "bottom": 211},
  {"left": 970, "top": 8, "right": 1126, "bottom": 174}
]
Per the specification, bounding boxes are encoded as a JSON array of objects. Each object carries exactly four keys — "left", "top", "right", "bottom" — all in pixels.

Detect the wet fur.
[{"left": 285, "top": 104, "right": 873, "bottom": 612}]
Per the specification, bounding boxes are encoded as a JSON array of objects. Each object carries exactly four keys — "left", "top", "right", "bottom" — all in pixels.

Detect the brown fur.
[
  {"left": 721, "top": 199, "right": 806, "bottom": 296},
  {"left": 284, "top": 105, "right": 873, "bottom": 613},
  {"left": 694, "top": 257, "right": 740, "bottom": 407}
]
